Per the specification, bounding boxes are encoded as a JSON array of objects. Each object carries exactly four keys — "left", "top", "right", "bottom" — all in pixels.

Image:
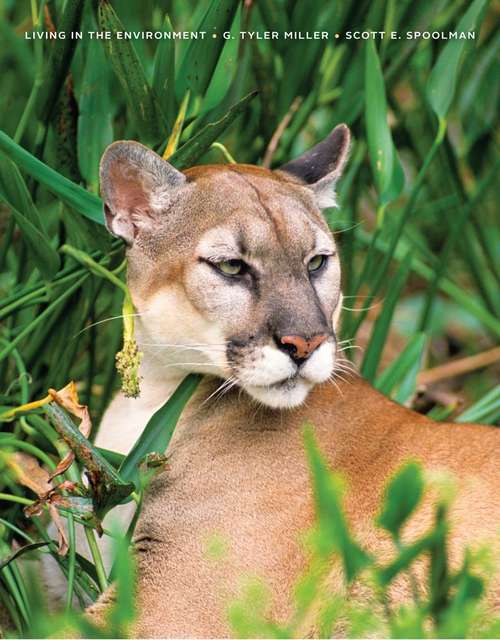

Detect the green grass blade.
[
  {"left": 0, "top": 130, "right": 103, "bottom": 224},
  {"left": 375, "top": 333, "right": 427, "bottom": 399},
  {"left": 377, "top": 462, "right": 424, "bottom": 537},
  {"left": 0, "top": 205, "right": 60, "bottom": 281},
  {"left": 34, "top": 0, "right": 84, "bottom": 123},
  {"left": 98, "top": 0, "right": 167, "bottom": 146},
  {"left": 0, "top": 158, "right": 60, "bottom": 279},
  {"left": 77, "top": 40, "right": 114, "bottom": 193},
  {"left": 427, "top": 0, "right": 488, "bottom": 120},
  {"left": 0, "top": 542, "right": 49, "bottom": 572},
  {"left": 365, "top": 39, "right": 404, "bottom": 210},
  {"left": 456, "top": 386, "right": 500, "bottom": 425},
  {"left": 176, "top": 0, "right": 240, "bottom": 100},
  {"left": 0, "top": 155, "right": 43, "bottom": 230},
  {"left": 152, "top": 14, "right": 176, "bottom": 129},
  {"left": 118, "top": 374, "right": 201, "bottom": 483},
  {"left": 354, "top": 227, "right": 500, "bottom": 338},
  {"left": 202, "top": 5, "right": 241, "bottom": 112},
  {"left": 303, "top": 425, "right": 371, "bottom": 582},
  {"left": 418, "top": 160, "right": 499, "bottom": 330},
  {"left": 171, "top": 91, "right": 257, "bottom": 169},
  {"left": 361, "top": 252, "right": 413, "bottom": 381}
]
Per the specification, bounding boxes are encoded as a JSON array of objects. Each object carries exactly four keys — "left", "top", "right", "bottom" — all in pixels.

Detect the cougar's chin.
[{"left": 243, "top": 376, "right": 314, "bottom": 409}]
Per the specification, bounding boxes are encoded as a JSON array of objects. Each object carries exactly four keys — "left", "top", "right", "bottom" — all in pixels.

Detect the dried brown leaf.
[
  {"left": 49, "top": 381, "right": 91, "bottom": 438},
  {"left": 48, "top": 503, "right": 69, "bottom": 556},
  {"left": 48, "top": 450, "right": 75, "bottom": 483},
  {"left": 9, "top": 452, "right": 52, "bottom": 496}
]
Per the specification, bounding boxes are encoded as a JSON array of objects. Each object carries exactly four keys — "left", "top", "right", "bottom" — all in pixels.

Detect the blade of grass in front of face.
[{"left": 118, "top": 374, "right": 202, "bottom": 484}]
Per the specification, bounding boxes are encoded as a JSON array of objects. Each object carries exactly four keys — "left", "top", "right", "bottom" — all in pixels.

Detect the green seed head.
[{"left": 115, "top": 338, "right": 142, "bottom": 398}]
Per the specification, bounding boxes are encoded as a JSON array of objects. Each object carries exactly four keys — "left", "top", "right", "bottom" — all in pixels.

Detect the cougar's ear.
[
  {"left": 278, "top": 124, "right": 350, "bottom": 208},
  {"left": 99, "top": 141, "right": 186, "bottom": 244}
]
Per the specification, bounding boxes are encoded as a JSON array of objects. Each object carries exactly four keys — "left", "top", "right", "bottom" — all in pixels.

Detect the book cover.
[{"left": 0, "top": 1, "right": 498, "bottom": 637}]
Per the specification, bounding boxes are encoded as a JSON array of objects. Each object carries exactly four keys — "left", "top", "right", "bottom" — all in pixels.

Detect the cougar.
[{"left": 86, "top": 125, "right": 499, "bottom": 637}]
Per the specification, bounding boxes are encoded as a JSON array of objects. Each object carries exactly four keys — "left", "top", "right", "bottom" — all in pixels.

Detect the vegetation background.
[{"left": 0, "top": 0, "right": 498, "bottom": 637}]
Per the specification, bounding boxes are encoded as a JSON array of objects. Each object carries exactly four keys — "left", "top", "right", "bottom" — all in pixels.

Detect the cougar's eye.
[
  {"left": 215, "top": 259, "right": 246, "bottom": 276},
  {"left": 307, "top": 254, "right": 327, "bottom": 273}
]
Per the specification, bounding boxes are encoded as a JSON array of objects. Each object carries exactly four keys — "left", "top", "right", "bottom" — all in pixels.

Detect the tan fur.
[
  {"left": 87, "top": 134, "right": 499, "bottom": 637},
  {"left": 89, "top": 378, "right": 499, "bottom": 637}
]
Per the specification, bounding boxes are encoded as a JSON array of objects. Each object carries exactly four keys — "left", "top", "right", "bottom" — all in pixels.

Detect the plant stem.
[
  {"left": 13, "top": 1, "right": 46, "bottom": 144},
  {"left": 60, "top": 244, "right": 128, "bottom": 294},
  {"left": 84, "top": 527, "right": 108, "bottom": 593},
  {"left": 65, "top": 516, "right": 76, "bottom": 611},
  {"left": 0, "top": 493, "right": 33, "bottom": 506},
  {"left": 210, "top": 142, "right": 236, "bottom": 163}
]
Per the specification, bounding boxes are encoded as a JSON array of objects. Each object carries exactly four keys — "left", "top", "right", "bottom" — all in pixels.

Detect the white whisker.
[
  {"left": 342, "top": 303, "right": 380, "bottom": 312},
  {"left": 201, "top": 376, "right": 238, "bottom": 407},
  {"left": 337, "top": 344, "right": 363, "bottom": 353},
  {"left": 160, "top": 362, "right": 225, "bottom": 368},
  {"left": 137, "top": 342, "right": 228, "bottom": 354},
  {"left": 75, "top": 312, "right": 145, "bottom": 337},
  {"left": 328, "top": 375, "right": 344, "bottom": 398}
]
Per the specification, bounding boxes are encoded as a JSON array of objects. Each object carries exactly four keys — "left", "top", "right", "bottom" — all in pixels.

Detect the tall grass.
[{"left": 0, "top": 0, "right": 498, "bottom": 636}]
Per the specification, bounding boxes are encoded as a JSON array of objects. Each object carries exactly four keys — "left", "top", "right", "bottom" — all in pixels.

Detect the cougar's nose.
[{"left": 277, "top": 333, "right": 329, "bottom": 365}]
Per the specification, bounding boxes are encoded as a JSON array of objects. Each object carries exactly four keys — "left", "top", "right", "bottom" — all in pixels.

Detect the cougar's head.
[{"left": 100, "top": 125, "right": 350, "bottom": 409}]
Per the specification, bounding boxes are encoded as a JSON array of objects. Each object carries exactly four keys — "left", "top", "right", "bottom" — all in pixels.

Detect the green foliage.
[
  {"left": 229, "top": 430, "right": 499, "bottom": 638},
  {"left": 375, "top": 333, "right": 427, "bottom": 402},
  {"left": 98, "top": 0, "right": 168, "bottom": 146},
  {"left": 364, "top": 39, "right": 404, "bottom": 212},
  {"left": 0, "top": 130, "right": 103, "bottom": 223},
  {"left": 304, "top": 425, "right": 370, "bottom": 582},
  {"left": 176, "top": 0, "right": 240, "bottom": 99},
  {"left": 0, "top": 0, "right": 498, "bottom": 636},
  {"left": 377, "top": 461, "right": 423, "bottom": 538},
  {"left": 427, "top": 0, "right": 488, "bottom": 120}
]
